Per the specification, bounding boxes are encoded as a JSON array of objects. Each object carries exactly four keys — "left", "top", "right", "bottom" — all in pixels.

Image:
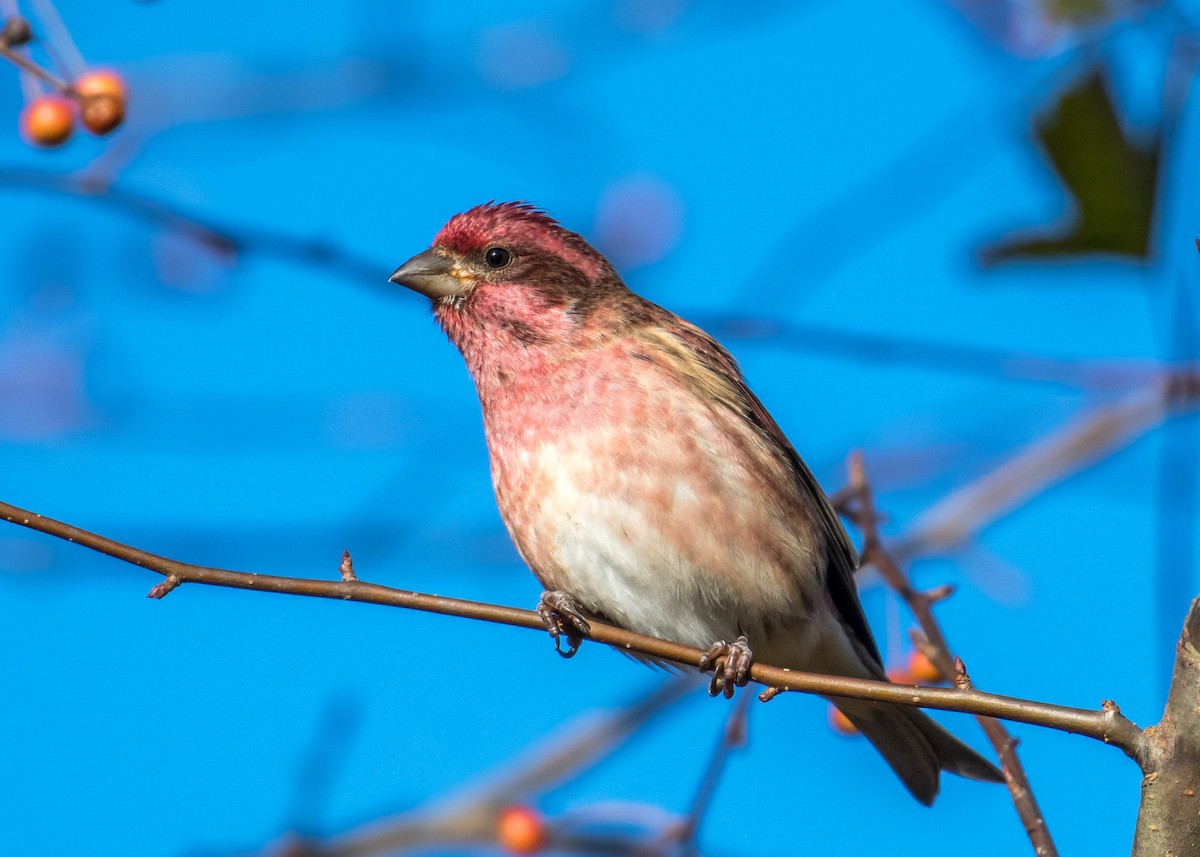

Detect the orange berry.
[
  {"left": 886, "top": 666, "right": 915, "bottom": 685},
  {"left": 74, "top": 70, "right": 127, "bottom": 135},
  {"left": 74, "top": 69, "right": 127, "bottom": 101},
  {"left": 497, "top": 805, "right": 545, "bottom": 855},
  {"left": 20, "top": 95, "right": 74, "bottom": 147},
  {"left": 906, "top": 649, "right": 943, "bottom": 684},
  {"left": 828, "top": 704, "right": 859, "bottom": 736}
]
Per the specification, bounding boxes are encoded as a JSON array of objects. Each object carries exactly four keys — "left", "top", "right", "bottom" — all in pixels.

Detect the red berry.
[
  {"left": 80, "top": 94, "right": 123, "bottom": 135},
  {"left": 828, "top": 704, "right": 860, "bottom": 736},
  {"left": 497, "top": 805, "right": 545, "bottom": 855},
  {"left": 20, "top": 96, "right": 74, "bottom": 147},
  {"left": 74, "top": 69, "right": 127, "bottom": 135}
]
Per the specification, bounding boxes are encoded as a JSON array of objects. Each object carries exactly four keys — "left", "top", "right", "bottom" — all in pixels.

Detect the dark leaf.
[{"left": 982, "top": 67, "right": 1159, "bottom": 264}]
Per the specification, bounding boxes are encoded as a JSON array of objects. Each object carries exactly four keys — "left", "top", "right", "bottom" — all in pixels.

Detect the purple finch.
[{"left": 390, "top": 202, "right": 1003, "bottom": 804}]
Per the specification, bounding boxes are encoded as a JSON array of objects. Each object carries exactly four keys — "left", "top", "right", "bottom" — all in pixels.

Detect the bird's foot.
[
  {"left": 699, "top": 635, "right": 754, "bottom": 699},
  {"left": 537, "top": 590, "right": 591, "bottom": 659}
]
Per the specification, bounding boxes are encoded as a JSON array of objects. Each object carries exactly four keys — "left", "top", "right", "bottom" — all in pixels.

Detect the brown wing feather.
[{"left": 633, "top": 301, "right": 884, "bottom": 669}]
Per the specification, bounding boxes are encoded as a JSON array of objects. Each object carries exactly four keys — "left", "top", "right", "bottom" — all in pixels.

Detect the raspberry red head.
[
  {"left": 434, "top": 201, "right": 566, "bottom": 257},
  {"left": 388, "top": 202, "right": 616, "bottom": 309}
]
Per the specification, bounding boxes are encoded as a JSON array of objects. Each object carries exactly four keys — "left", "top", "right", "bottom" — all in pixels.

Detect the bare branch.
[
  {"left": 0, "top": 39, "right": 70, "bottom": 90},
  {"left": 0, "top": 498, "right": 1149, "bottom": 760},
  {"left": 844, "top": 452, "right": 1064, "bottom": 857}
]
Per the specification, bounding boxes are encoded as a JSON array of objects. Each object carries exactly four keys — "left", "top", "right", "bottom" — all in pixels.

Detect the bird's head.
[{"left": 390, "top": 203, "right": 627, "bottom": 351}]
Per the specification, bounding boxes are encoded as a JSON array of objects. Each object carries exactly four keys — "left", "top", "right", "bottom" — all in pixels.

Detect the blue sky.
[{"left": 1, "top": 1, "right": 1197, "bottom": 854}]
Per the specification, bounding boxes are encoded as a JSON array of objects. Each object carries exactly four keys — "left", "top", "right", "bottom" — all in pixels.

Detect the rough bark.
[{"left": 1132, "top": 596, "right": 1200, "bottom": 856}]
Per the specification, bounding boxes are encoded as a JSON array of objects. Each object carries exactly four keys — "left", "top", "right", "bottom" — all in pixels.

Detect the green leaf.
[{"left": 982, "top": 67, "right": 1159, "bottom": 264}]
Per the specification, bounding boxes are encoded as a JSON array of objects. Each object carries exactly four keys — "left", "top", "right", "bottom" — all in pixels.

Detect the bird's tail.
[{"left": 830, "top": 695, "right": 1005, "bottom": 805}]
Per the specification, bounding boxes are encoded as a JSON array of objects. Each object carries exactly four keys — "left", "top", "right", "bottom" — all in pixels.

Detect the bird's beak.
[{"left": 388, "top": 247, "right": 465, "bottom": 300}]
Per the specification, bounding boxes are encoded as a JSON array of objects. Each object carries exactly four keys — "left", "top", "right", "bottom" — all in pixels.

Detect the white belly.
[{"left": 511, "top": 437, "right": 800, "bottom": 650}]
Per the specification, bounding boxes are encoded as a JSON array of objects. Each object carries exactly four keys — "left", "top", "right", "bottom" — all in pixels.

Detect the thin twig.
[
  {"left": 0, "top": 498, "right": 1149, "bottom": 765},
  {"left": 0, "top": 40, "right": 69, "bottom": 89},
  {"left": 673, "top": 692, "right": 751, "bottom": 851},
  {"left": 843, "top": 452, "right": 1060, "bottom": 857}
]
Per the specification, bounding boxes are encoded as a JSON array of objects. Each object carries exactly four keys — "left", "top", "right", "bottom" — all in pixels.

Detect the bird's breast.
[{"left": 476, "top": 348, "right": 823, "bottom": 649}]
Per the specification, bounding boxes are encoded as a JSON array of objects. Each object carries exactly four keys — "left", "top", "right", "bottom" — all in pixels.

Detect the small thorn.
[
  {"left": 339, "top": 550, "right": 357, "bottom": 582},
  {"left": 147, "top": 574, "right": 181, "bottom": 599},
  {"left": 953, "top": 656, "right": 973, "bottom": 691},
  {"left": 758, "top": 687, "right": 782, "bottom": 703},
  {"left": 847, "top": 449, "right": 866, "bottom": 489},
  {"left": 924, "top": 583, "right": 956, "bottom": 604}
]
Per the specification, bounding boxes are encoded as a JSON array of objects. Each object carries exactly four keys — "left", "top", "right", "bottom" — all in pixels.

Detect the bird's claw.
[
  {"left": 699, "top": 635, "right": 754, "bottom": 699},
  {"left": 537, "top": 590, "right": 591, "bottom": 659}
]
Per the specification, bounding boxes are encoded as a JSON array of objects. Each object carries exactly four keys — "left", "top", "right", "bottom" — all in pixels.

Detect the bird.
[{"left": 389, "top": 201, "right": 1004, "bottom": 805}]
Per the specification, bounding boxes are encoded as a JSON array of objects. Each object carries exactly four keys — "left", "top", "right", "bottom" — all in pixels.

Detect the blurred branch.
[
  {"left": 0, "top": 165, "right": 387, "bottom": 286},
  {"left": 706, "top": 315, "right": 1174, "bottom": 389},
  {"left": 0, "top": 38, "right": 68, "bottom": 89},
  {"left": 310, "top": 676, "right": 697, "bottom": 857},
  {"left": 0, "top": 160, "right": 1181, "bottom": 400},
  {"left": 0, "top": 158, "right": 1181, "bottom": 402},
  {"left": 839, "top": 452, "right": 1057, "bottom": 857},
  {"left": 671, "top": 692, "right": 750, "bottom": 852},
  {"left": 0, "top": 498, "right": 1151, "bottom": 761},
  {"left": 894, "top": 369, "right": 1200, "bottom": 561}
]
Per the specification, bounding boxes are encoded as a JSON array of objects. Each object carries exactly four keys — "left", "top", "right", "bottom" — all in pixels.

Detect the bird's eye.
[{"left": 484, "top": 246, "right": 512, "bottom": 269}]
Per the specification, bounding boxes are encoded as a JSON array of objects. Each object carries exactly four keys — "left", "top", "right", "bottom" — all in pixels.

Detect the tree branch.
[
  {"left": 840, "top": 452, "right": 1063, "bottom": 856},
  {"left": 317, "top": 677, "right": 697, "bottom": 857},
  {"left": 0, "top": 498, "right": 1149, "bottom": 761},
  {"left": 895, "top": 372, "right": 1199, "bottom": 562},
  {"left": 0, "top": 165, "right": 387, "bottom": 286}
]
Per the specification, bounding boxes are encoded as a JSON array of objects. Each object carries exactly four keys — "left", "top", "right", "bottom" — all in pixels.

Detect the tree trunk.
[{"left": 1132, "top": 595, "right": 1200, "bottom": 856}]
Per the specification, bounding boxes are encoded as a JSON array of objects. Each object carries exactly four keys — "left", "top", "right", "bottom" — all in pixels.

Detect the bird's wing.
[{"left": 638, "top": 308, "right": 884, "bottom": 670}]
